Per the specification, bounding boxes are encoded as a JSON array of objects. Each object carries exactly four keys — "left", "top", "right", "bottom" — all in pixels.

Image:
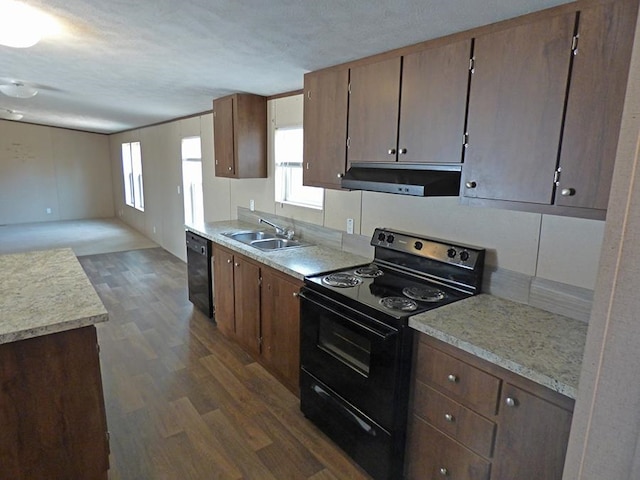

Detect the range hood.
[{"left": 340, "top": 162, "right": 462, "bottom": 197}]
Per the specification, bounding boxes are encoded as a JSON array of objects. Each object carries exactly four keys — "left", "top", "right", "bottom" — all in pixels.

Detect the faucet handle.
[{"left": 285, "top": 229, "right": 295, "bottom": 240}]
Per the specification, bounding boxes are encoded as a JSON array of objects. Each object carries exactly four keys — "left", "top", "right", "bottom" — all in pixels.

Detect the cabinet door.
[
  {"left": 492, "top": 384, "right": 572, "bottom": 480},
  {"left": 233, "top": 256, "right": 261, "bottom": 356},
  {"left": 556, "top": 0, "right": 638, "bottom": 210},
  {"left": 399, "top": 39, "right": 471, "bottom": 164},
  {"left": 463, "top": 13, "right": 576, "bottom": 203},
  {"left": 261, "top": 268, "right": 303, "bottom": 393},
  {"left": 213, "top": 95, "right": 235, "bottom": 177},
  {"left": 407, "top": 415, "right": 491, "bottom": 480},
  {"left": 212, "top": 246, "right": 235, "bottom": 336},
  {"left": 347, "top": 57, "right": 402, "bottom": 164},
  {"left": 303, "top": 69, "right": 349, "bottom": 189}
]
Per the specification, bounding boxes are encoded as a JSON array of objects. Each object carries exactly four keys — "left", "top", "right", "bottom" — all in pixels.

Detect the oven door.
[{"left": 299, "top": 287, "right": 400, "bottom": 430}]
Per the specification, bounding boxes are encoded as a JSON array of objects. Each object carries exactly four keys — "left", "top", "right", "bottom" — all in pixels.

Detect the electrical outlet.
[
  {"left": 177, "top": 185, "right": 181, "bottom": 195},
  {"left": 153, "top": 226, "right": 157, "bottom": 234},
  {"left": 346, "top": 218, "right": 354, "bottom": 235},
  {"left": 250, "top": 199, "right": 255, "bottom": 211},
  {"left": 46, "top": 208, "right": 52, "bottom": 214}
]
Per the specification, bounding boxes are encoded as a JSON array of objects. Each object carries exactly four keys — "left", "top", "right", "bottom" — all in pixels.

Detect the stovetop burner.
[
  {"left": 354, "top": 264, "right": 383, "bottom": 278},
  {"left": 322, "top": 272, "right": 363, "bottom": 288},
  {"left": 402, "top": 285, "right": 446, "bottom": 303},
  {"left": 379, "top": 296, "right": 419, "bottom": 312}
]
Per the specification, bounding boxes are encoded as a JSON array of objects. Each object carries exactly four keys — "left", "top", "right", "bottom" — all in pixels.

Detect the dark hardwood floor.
[{"left": 78, "top": 248, "right": 371, "bottom": 480}]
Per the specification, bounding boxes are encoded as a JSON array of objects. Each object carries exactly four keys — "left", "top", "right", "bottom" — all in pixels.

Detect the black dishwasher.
[{"left": 186, "top": 231, "right": 214, "bottom": 318}]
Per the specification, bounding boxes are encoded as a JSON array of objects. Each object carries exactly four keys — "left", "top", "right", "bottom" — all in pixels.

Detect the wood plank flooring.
[{"left": 78, "top": 248, "right": 371, "bottom": 480}]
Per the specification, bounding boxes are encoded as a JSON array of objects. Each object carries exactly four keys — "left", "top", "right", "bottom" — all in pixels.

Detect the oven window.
[{"left": 318, "top": 317, "right": 372, "bottom": 376}]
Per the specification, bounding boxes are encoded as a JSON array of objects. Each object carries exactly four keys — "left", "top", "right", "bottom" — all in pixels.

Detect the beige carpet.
[{"left": 0, "top": 218, "right": 158, "bottom": 256}]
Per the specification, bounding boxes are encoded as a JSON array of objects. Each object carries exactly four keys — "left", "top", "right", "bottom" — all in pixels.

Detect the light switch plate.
[
  {"left": 250, "top": 199, "right": 255, "bottom": 211},
  {"left": 347, "top": 218, "right": 354, "bottom": 234}
]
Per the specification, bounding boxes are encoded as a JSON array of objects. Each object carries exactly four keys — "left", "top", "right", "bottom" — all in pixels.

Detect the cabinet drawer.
[
  {"left": 413, "top": 382, "right": 496, "bottom": 458},
  {"left": 416, "top": 344, "right": 501, "bottom": 417},
  {"left": 407, "top": 415, "right": 491, "bottom": 480}
]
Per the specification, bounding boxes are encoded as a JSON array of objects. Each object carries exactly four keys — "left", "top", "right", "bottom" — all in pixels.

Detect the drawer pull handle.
[
  {"left": 444, "top": 413, "right": 455, "bottom": 423},
  {"left": 439, "top": 467, "right": 449, "bottom": 476},
  {"left": 447, "top": 374, "right": 458, "bottom": 383},
  {"left": 505, "top": 397, "right": 518, "bottom": 407}
]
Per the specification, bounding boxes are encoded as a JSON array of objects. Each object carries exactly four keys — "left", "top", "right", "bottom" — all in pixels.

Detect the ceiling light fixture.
[
  {"left": 0, "top": 109, "right": 24, "bottom": 120},
  {"left": 0, "top": 0, "right": 62, "bottom": 48},
  {"left": 0, "top": 82, "right": 38, "bottom": 98}
]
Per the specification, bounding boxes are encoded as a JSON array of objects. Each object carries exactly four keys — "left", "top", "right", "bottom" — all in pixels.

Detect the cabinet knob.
[
  {"left": 399, "top": 148, "right": 407, "bottom": 154},
  {"left": 505, "top": 397, "right": 518, "bottom": 407},
  {"left": 226, "top": 259, "right": 232, "bottom": 264},
  {"left": 337, "top": 173, "right": 344, "bottom": 178},
  {"left": 465, "top": 181, "right": 477, "bottom": 189},
  {"left": 293, "top": 292, "right": 300, "bottom": 297},
  {"left": 228, "top": 166, "right": 232, "bottom": 171},
  {"left": 439, "top": 467, "right": 449, "bottom": 476},
  {"left": 447, "top": 374, "right": 458, "bottom": 383},
  {"left": 234, "top": 262, "right": 239, "bottom": 267},
  {"left": 561, "top": 188, "right": 576, "bottom": 196},
  {"left": 444, "top": 413, "right": 455, "bottom": 423},
  {"left": 388, "top": 148, "right": 396, "bottom": 155}
]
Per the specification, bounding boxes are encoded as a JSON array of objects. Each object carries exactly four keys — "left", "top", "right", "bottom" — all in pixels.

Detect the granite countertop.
[
  {"left": 0, "top": 248, "right": 108, "bottom": 345},
  {"left": 410, "top": 294, "right": 587, "bottom": 399},
  {"left": 188, "top": 220, "right": 586, "bottom": 400},
  {"left": 186, "top": 220, "right": 370, "bottom": 279}
]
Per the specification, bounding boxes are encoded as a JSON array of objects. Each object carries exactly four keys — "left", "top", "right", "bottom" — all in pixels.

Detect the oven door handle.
[
  {"left": 311, "top": 383, "right": 377, "bottom": 437},
  {"left": 299, "top": 290, "right": 397, "bottom": 341}
]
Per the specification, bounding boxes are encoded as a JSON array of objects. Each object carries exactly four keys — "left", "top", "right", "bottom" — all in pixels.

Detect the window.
[
  {"left": 121, "top": 141, "right": 144, "bottom": 211},
  {"left": 274, "top": 126, "right": 323, "bottom": 209},
  {"left": 181, "top": 136, "right": 204, "bottom": 225}
]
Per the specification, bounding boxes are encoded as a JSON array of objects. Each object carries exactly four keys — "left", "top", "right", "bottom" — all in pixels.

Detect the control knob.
[
  {"left": 459, "top": 251, "right": 470, "bottom": 262},
  {"left": 377, "top": 232, "right": 386, "bottom": 242},
  {"left": 447, "top": 248, "right": 457, "bottom": 259},
  {"left": 414, "top": 241, "right": 423, "bottom": 251},
  {"left": 387, "top": 234, "right": 395, "bottom": 244}
]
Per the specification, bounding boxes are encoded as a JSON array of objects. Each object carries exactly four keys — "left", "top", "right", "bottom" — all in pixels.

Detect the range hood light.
[
  {"left": 0, "top": 109, "right": 24, "bottom": 120},
  {"left": 0, "top": 82, "right": 38, "bottom": 98}
]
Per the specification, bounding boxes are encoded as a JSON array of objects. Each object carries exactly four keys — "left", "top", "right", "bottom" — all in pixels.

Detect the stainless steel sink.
[
  {"left": 227, "top": 231, "right": 277, "bottom": 243},
  {"left": 222, "top": 231, "right": 313, "bottom": 251},
  {"left": 250, "top": 238, "right": 307, "bottom": 250}
]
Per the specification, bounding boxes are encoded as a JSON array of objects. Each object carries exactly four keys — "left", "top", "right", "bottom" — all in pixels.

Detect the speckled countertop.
[
  {"left": 410, "top": 294, "right": 587, "bottom": 399},
  {"left": 187, "top": 221, "right": 586, "bottom": 400},
  {"left": 186, "top": 220, "right": 370, "bottom": 279},
  {"left": 0, "top": 248, "right": 108, "bottom": 345}
]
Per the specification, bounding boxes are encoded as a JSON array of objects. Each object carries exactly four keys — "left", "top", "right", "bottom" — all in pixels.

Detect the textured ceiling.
[{"left": 0, "top": 0, "right": 572, "bottom": 134}]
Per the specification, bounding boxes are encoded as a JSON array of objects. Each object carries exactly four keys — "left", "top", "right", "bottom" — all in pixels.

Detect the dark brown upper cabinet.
[
  {"left": 346, "top": 41, "right": 471, "bottom": 166},
  {"left": 555, "top": 0, "right": 638, "bottom": 212},
  {"left": 462, "top": 12, "right": 577, "bottom": 205},
  {"left": 213, "top": 93, "right": 267, "bottom": 179},
  {"left": 347, "top": 57, "right": 402, "bottom": 164},
  {"left": 303, "top": 68, "right": 349, "bottom": 189},
  {"left": 399, "top": 39, "right": 472, "bottom": 164}
]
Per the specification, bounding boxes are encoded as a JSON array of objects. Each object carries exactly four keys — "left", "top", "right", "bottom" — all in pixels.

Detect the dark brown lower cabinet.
[
  {"left": 0, "top": 326, "right": 109, "bottom": 480},
  {"left": 407, "top": 333, "right": 574, "bottom": 480},
  {"left": 212, "top": 243, "right": 303, "bottom": 395}
]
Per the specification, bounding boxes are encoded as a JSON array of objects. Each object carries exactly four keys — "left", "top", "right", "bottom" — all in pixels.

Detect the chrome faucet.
[{"left": 259, "top": 218, "right": 295, "bottom": 239}]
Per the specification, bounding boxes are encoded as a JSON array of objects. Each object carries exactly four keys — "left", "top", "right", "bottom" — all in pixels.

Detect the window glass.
[
  {"left": 274, "top": 127, "right": 323, "bottom": 209},
  {"left": 181, "top": 137, "right": 203, "bottom": 225},
  {"left": 121, "top": 141, "right": 144, "bottom": 211}
]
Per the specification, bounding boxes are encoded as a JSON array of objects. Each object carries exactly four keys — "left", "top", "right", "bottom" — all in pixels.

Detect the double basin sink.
[{"left": 222, "top": 230, "right": 313, "bottom": 251}]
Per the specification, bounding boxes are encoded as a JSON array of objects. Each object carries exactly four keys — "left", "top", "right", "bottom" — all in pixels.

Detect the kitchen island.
[{"left": 0, "top": 248, "right": 110, "bottom": 480}]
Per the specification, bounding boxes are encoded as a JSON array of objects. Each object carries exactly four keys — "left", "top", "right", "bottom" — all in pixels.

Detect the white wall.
[{"left": 0, "top": 120, "right": 114, "bottom": 225}]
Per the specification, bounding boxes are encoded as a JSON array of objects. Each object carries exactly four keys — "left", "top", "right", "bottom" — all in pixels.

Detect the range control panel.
[{"left": 371, "top": 228, "right": 484, "bottom": 269}]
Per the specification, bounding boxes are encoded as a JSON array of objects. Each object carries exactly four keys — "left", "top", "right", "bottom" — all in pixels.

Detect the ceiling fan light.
[
  {"left": 0, "top": 109, "right": 24, "bottom": 120},
  {"left": 0, "top": 82, "right": 38, "bottom": 98}
]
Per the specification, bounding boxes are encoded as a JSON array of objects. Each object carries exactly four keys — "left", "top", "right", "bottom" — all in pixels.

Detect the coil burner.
[
  {"left": 402, "top": 285, "right": 446, "bottom": 303},
  {"left": 379, "top": 296, "right": 419, "bottom": 312},
  {"left": 322, "top": 272, "right": 363, "bottom": 288},
  {"left": 354, "top": 264, "right": 384, "bottom": 278}
]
